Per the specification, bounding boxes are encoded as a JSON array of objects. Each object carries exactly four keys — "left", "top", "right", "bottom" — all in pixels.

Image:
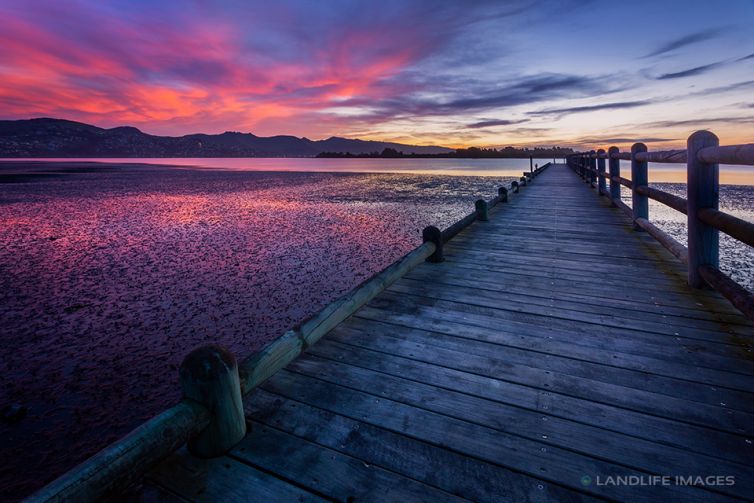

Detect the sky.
[{"left": 0, "top": 0, "right": 753, "bottom": 149}]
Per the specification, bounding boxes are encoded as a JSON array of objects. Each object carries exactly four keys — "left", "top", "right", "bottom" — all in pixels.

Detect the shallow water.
[
  {"left": 10, "top": 157, "right": 754, "bottom": 184},
  {"left": 0, "top": 162, "right": 514, "bottom": 500},
  {"left": 0, "top": 161, "right": 752, "bottom": 500}
]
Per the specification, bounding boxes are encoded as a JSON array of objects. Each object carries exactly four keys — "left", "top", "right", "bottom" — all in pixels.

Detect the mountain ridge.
[{"left": 0, "top": 118, "right": 452, "bottom": 157}]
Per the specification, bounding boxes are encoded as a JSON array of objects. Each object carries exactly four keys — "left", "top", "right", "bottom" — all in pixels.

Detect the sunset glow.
[{"left": 1, "top": 0, "right": 753, "bottom": 149}]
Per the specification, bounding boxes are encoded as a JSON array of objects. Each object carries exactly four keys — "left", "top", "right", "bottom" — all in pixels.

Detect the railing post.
[
  {"left": 475, "top": 199, "right": 489, "bottom": 221},
  {"left": 687, "top": 130, "right": 719, "bottom": 288},
  {"left": 597, "top": 149, "right": 606, "bottom": 195},
  {"left": 582, "top": 154, "right": 587, "bottom": 181},
  {"left": 519, "top": 176, "right": 527, "bottom": 187},
  {"left": 498, "top": 186, "right": 508, "bottom": 203},
  {"left": 180, "top": 345, "right": 246, "bottom": 458},
  {"left": 608, "top": 146, "right": 620, "bottom": 206},
  {"left": 422, "top": 225, "right": 444, "bottom": 262},
  {"left": 589, "top": 150, "right": 597, "bottom": 186},
  {"left": 631, "top": 142, "right": 648, "bottom": 229},
  {"left": 583, "top": 154, "right": 589, "bottom": 182},
  {"left": 511, "top": 181, "right": 519, "bottom": 193}
]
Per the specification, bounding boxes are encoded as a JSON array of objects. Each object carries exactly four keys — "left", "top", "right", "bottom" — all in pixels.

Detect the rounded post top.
[
  {"left": 631, "top": 142, "right": 647, "bottom": 154},
  {"left": 608, "top": 146, "right": 619, "bottom": 154},
  {"left": 597, "top": 148, "right": 605, "bottom": 154},
  {"left": 688, "top": 130, "right": 719, "bottom": 149},
  {"left": 180, "top": 345, "right": 237, "bottom": 382},
  {"left": 498, "top": 186, "right": 508, "bottom": 194}
]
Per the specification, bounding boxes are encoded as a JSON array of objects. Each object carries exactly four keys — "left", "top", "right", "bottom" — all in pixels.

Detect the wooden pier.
[
  {"left": 28, "top": 134, "right": 754, "bottom": 502},
  {"left": 142, "top": 164, "right": 753, "bottom": 502}
]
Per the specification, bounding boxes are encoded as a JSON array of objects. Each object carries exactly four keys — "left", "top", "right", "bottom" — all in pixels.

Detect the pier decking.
[{"left": 145, "top": 165, "right": 754, "bottom": 502}]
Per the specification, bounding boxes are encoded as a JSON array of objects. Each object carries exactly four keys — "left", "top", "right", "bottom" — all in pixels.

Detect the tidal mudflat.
[{"left": 0, "top": 161, "right": 510, "bottom": 499}]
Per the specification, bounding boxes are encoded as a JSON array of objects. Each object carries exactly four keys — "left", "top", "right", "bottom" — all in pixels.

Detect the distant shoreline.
[{"left": 0, "top": 155, "right": 555, "bottom": 160}]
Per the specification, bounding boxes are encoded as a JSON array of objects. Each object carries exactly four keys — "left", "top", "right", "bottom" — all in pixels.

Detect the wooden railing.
[
  {"left": 26, "top": 163, "right": 552, "bottom": 502},
  {"left": 566, "top": 131, "right": 754, "bottom": 321}
]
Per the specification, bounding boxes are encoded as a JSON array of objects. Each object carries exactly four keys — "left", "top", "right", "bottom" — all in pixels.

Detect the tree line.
[{"left": 316, "top": 146, "right": 574, "bottom": 159}]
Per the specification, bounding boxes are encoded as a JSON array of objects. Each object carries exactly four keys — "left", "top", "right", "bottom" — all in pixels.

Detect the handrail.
[
  {"left": 697, "top": 208, "right": 754, "bottom": 249},
  {"left": 699, "top": 144, "right": 754, "bottom": 165},
  {"left": 635, "top": 150, "right": 686, "bottom": 164},
  {"left": 612, "top": 175, "right": 632, "bottom": 189},
  {"left": 636, "top": 186, "right": 687, "bottom": 214},
  {"left": 583, "top": 142, "right": 754, "bottom": 166},
  {"left": 26, "top": 161, "right": 551, "bottom": 502},
  {"left": 566, "top": 132, "right": 754, "bottom": 321},
  {"left": 634, "top": 218, "right": 688, "bottom": 264}
]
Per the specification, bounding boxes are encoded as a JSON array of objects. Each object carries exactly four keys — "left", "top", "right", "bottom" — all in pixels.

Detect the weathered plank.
[
  {"left": 232, "top": 424, "right": 467, "bottom": 502},
  {"left": 246, "top": 389, "right": 596, "bottom": 503},
  {"left": 404, "top": 261, "right": 750, "bottom": 324},
  {"left": 386, "top": 279, "right": 754, "bottom": 347},
  {"left": 287, "top": 346, "right": 754, "bottom": 499},
  {"left": 261, "top": 370, "right": 732, "bottom": 502},
  {"left": 149, "top": 448, "right": 327, "bottom": 502}
]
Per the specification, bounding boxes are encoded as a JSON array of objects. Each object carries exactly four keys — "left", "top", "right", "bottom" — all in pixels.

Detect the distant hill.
[{"left": 0, "top": 118, "right": 453, "bottom": 157}]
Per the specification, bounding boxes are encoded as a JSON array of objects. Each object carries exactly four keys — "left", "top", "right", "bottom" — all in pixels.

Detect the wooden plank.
[
  {"left": 247, "top": 390, "right": 596, "bottom": 503},
  {"left": 261, "top": 370, "right": 733, "bottom": 502},
  {"left": 130, "top": 483, "right": 190, "bottom": 502},
  {"left": 351, "top": 292, "right": 752, "bottom": 374},
  {"left": 351, "top": 304, "right": 754, "bottom": 414},
  {"left": 357, "top": 298, "right": 747, "bottom": 369},
  {"left": 425, "top": 258, "right": 744, "bottom": 314},
  {"left": 282, "top": 355, "right": 752, "bottom": 471},
  {"left": 445, "top": 249, "right": 687, "bottom": 281},
  {"left": 404, "top": 261, "right": 751, "bottom": 325},
  {"left": 231, "top": 423, "right": 467, "bottom": 502},
  {"left": 350, "top": 303, "right": 754, "bottom": 387},
  {"left": 373, "top": 289, "right": 754, "bottom": 364},
  {"left": 149, "top": 448, "right": 326, "bottom": 502},
  {"left": 442, "top": 246, "right": 692, "bottom": 283},
  {"left": 390, "top": 276, "right": 754, "bottom": 342},
  {"left": 304, "top": 338, "right": 754, "bottom": 484},
  {"left": 309, "top": 337, "right": 754, "bottom": 444},
  {"left": 439, "top": 252, "right": 706, "bottom": 295}
]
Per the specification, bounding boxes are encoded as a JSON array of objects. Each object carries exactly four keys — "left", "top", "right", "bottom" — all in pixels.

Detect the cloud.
[
  {"left": 575, "top": 136, "right": 676, "bottom": 144},
  {"left": 419, "top": 74, "right": 610, "bottom": 115},
  {"left": 467, "top": 118, "right": 529, "bottom": 128},
  {"left": 656, "top": 62, "right": 725, "bottom": 80},
  {"left": 688, "top": 80, "right": 754, "bottom": 96},
  {"left": 528, "top": 100, "right": 652, "bottom": 116},
  {"left": 313, "top": 72, "right": 613, "bottom": 128},
  {"left": 643, "top": 28, "right": 724, "bottom": 58},
  {"left": 646, "top": 116, "right": 754, "bottom": 128}
]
